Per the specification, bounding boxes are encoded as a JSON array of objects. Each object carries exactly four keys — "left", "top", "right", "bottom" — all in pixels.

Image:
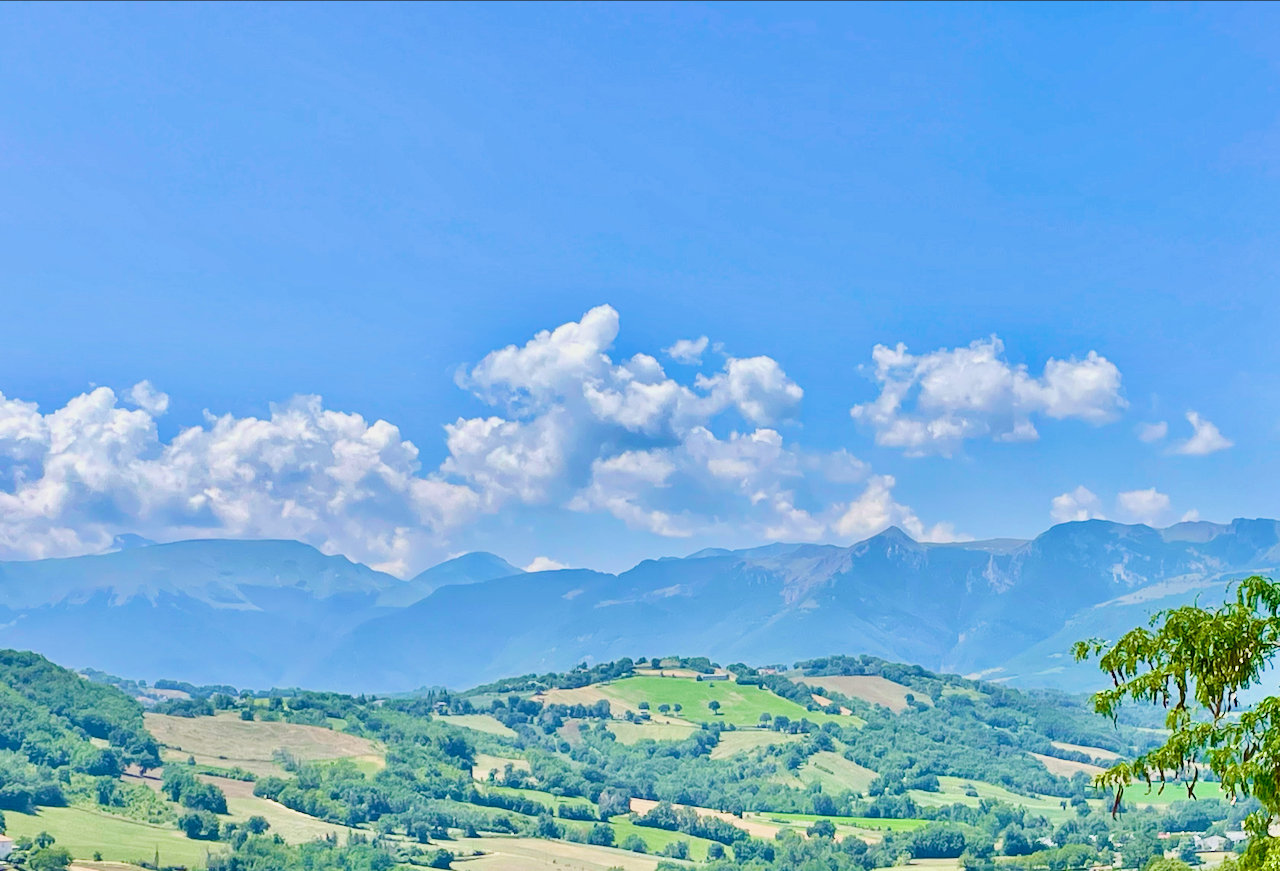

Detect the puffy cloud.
[
  {"left": 0, "top": 305, "right": 963, "bottom": 570},
  {"left": 664, "top": 336, "right": 709, "bottom": 365},
  {"left": 1116, "top": 488, "right": 1172, "bottom": 525},
  {"left": 1051, "top": 486, "right": 1105, "bottom": 524},
  {"left": 1171, "top": 411, "right": 1233, "bottom": 456},
  {"left": 850, "top": 337, "right": 1126, "bottom": 456},
  {"left": 524, "top": 556, "right": 569, "bottom": 572},
  {"left": 449, "top": 306, "right": 952, "bottom": 546},
  {"left": 1181, "top": 509, "right": 1201, "bottom": 523},
  {"left": 1136, "top": 421, "right": 1168, "bottom": 443},
  {"left": 127, "top": 380, "right": 170, "bottom": 416},
  {"left": 0, "top": 388, "right": 477, "bottom": 574},
  {"left": 832, "top": 474, "right": 966, "bottom": 543}
]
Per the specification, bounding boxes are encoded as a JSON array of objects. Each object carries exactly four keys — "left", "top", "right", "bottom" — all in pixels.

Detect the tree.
[
  {"left": 27, "top": 846, "right": 73, "bottom": 871},
  {"left": 807, "top": 819, "right": 837, "bottom": 838},
  {"left": 587, "top": 823, "right": 615, "bottom": 847},
  {"left": 1075, "top": 575, "right": 1280, "bottom": 871},
  {"left": 246, "top": 815, "right": 270, "bottom": 835},
  {"left": 34, "top": 831, "right": 55, "bottom": 849},
  {"left": 910, "top": 823, "right": 968, "bottom": 859},
  {"left": 658, "top": 704, "right": 670, "bottom": 715},
  {"left": 620, "top": 834, "right": 648, "bottom": 853},
  {"left": 708, "top": 700, "right": 721, "bottom": 715},
  {"left": 427, "top": 849, "right": 454, "bottom": 869},
  {"left": 1002, "top": 828, "right": 1033, "bottom": 857}
]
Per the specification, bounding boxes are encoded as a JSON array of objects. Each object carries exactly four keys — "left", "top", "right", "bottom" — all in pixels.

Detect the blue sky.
[{"left": 1, "top": 3, "right": 1277, "bottom": 575}]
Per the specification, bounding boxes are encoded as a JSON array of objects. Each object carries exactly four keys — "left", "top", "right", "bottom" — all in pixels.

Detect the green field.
[
  {"left": 487, "top": 784, "right": 596, "bottom": 811},
  {"left": 909, "top": 776, "right": 1098, "bottom": 822},
  {"left": 437, "top": 713, "right": 518, "bottom": 738},
  {"left": 710, "top": 728, "right": 801, "bottom": 759},
  {"left": 608, "top": 719, "right": 700, "bottom": 744},
  {"left": 599, "top": 675, "right": 858, "bottom": 728},
  {"left": 792, "top": 750, "right": 878, "bottom": 793},
  {"left": 1120, "top": 779, "right": 1227, "bottom": 806},
  {"left": 606, "top": 814, "right": 722, "bottom": 861},
  {"left": 755, "top": 811, "right": 929, "bottom": 832},
  {"left": 4, "top": 805, "right": 222, "bottom": 867}
]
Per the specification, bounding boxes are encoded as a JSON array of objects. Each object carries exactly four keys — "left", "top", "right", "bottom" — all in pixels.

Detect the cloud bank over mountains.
[{"left": 0, "top": 305, "right": 1198, "bottom": 574}]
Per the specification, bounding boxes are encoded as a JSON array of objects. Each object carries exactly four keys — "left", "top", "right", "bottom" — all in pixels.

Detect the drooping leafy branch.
[{"left": 1075, "top": 575, "right": 1280, "bottom": 869}]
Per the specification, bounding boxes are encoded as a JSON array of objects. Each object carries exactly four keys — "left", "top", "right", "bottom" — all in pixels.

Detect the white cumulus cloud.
[
  {"left": 664, "top": 336, "right": 710, "bottom": 365},
  {"left": 127, "top": 380, "right": 170, "bottom": 416},
  {"left": 524, "top": 556, "right": 569, "bottom": 572},
  {"left": 850, "top": 336, "right": 1126, "bottom": 456},
  {"left": 1051, "top": 486, "right": 1105, "bottom": 524},
  {"left": 1171, "top": 411, "right": 1233, "bottom": 456},
  {"left": 0, "top": 305, "right": 966, "bottom": 571},
  {"left": 0, "top": 388, "right": 478, "bottom": 575},
  {"left": 1116, "top": 488, "right": 1172, "bottom": 525}
]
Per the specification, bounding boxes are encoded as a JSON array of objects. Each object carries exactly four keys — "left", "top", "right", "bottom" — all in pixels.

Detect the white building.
[{"left": 0, "top": 834, "right": 14, "bottom": 859}]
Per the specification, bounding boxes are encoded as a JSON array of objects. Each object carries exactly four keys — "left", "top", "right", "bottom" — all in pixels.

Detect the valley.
[{"left": 0, "top": 648, "right": 1252, "bottom": 871}]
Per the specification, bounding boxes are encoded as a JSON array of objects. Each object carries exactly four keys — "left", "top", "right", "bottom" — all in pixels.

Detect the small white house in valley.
[{"left": 0, "top": 834, "right": 14, "bottom": 859}]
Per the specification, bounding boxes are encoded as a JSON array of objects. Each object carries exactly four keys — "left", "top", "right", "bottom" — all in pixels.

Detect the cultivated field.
[
  {"left": 754, "top": 811, "right": 929, "bottom": 834},
  {"left": 455, "top": 835, "right": 693, "bottom": 870},
  {"left": 795, "top": 674, "right": 924, "bottom": 712},
  {"left": 908, "top": 776, "right": 1098, "bottom": 822},
  {"left": 599, "top": 675, "right": 856, "bottom": 728},
  {"left": 145, "top": 711, "right": 383, "bottom": 776},
  {"left": 438, "top": 713, "right": 518, "bottom": 738},
  {"left": 473, "top": 752, "right": 530, "bottom": 781},
  {"left": 4, "top": 805, "right": 220, "bottom": 867},
  {"left": 709, "top": 728, "right": 801, "bottom": 759},
  {"left": 608, "top": 719, "right": 699, "bottom": 744},
  {"left": 1050, "top": 740, "right": 1121, "bottom": 762},
  {"left": 629, "top": 798, "right": 781, "bottom": 840},
  {"left": 1031, "top": 751, "right": 1104, "bottom": 777},
  {"left": 793, "top": 750, "right": 879, "bottom": 793}
]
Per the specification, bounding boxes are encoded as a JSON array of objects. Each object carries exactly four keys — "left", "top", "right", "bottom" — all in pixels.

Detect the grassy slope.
[
  {"left": 608, "top": 720, "right": 699, "bottom": 744},
  {"left": 600, "top": 675, "right": 856, "bottom": 728},
  {"left": 754, "top": 811, "right": 929, "bottom": 831},
  {"left": 709, "top": 729, "right": 801, "bottom": 759},
  {"left": 437, "top": 713, "right": 518, "bottom": 738},
  {"left": 4, "top": 806, "right": 220, "bottom": 867}
]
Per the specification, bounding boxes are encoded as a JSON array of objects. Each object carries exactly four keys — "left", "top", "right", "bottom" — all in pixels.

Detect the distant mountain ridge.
[{"left": 0, "top": 519, "right": 1276, "bottom": 693}]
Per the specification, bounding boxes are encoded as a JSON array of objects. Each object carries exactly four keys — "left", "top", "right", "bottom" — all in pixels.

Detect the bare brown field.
[
  {"left": 796, "top": 675, "right": 923, "bottom": 713},
  {"left": 810, "top": 693, "right": 854, "bottom": 716},
  {"left": 454, "top": 835, "right": 687, "bottom": 870},
  {"left": 1050, "top": 741, "right": 1121, "bottom": 762},
  {"left": 629, "top": 798, "right": 781, "bottom": 840},
  {"left": 1032, "top": 752, "right": 1104, "bottom": 777},
  {"left": 536, "top": 685, "right": 638, "bottom": 716},
  {"left": 145, "top": 712, "right": 382, "bottom": 777},
  {"left": 472, "top": 753, "right": 530, "bottom": 781}
]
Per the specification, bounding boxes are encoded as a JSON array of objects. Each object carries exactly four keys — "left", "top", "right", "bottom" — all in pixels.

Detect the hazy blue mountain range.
[{"left": 0, "top": 519, "right": 1275, "bottom": 693}]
